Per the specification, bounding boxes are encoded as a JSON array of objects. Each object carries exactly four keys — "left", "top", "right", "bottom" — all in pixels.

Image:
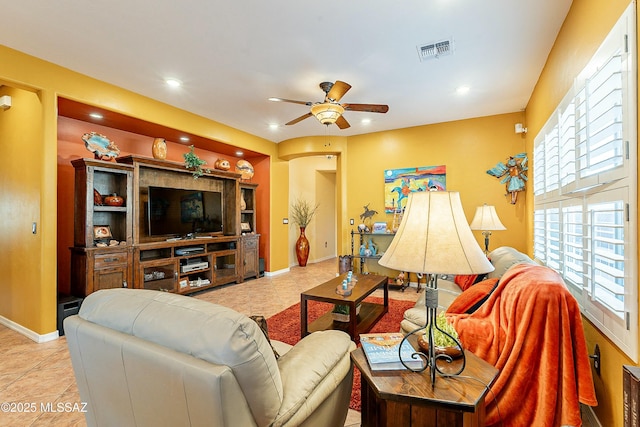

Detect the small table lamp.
[
  {"left": 379, "top": 191, "right": 494, "bottom": 386},
  {"left": 469, "top": 204, "right": 506, "bottom": 254}
]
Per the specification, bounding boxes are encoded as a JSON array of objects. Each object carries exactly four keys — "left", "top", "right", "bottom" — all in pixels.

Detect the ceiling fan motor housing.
[{"left": 310, "top": 103, "right": 344, "bottom": 125}]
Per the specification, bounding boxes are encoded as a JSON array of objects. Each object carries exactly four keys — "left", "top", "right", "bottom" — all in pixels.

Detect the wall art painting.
[{"left": 384, "top": 165, "right": 446, "bottom": 213}]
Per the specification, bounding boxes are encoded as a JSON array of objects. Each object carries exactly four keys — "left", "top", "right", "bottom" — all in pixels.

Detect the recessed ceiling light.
[
  {"left": 361, "top": 118, "right": 372, "bottom": 125},
  {"left": 89, "top": 112, "right": 103, "bottom": 120},
  {"left": 456, "top": 85, "right": 470, "bottom": 95},
  {"left": 236, "top": 151, "right": 244, "bottom": 156},
  {"left": 180, "top": 136, "right": 190, "bottom": 142},
  {"left": 165, "top": 78, "right": 182, "bottom": 88},
  {"left": 269, "top": 123, "right": 279, "bottom": 130}
]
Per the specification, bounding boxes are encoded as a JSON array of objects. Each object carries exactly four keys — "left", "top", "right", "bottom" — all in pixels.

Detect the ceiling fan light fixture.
[{"left": 310, "top": 103, "right": 344, "bottom": 125}]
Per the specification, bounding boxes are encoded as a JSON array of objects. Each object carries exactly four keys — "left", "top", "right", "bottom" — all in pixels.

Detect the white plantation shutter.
[{"left": 533, "top": 4, "right": 637, "bottom": 361}]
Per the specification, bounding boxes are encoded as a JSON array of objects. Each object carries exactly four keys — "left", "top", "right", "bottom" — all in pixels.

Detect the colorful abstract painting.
[{"left": 384, "top": 165, "right": 446, "bottom": 213}]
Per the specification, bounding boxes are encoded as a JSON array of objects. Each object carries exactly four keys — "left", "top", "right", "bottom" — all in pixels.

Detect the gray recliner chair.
[{"left": 65, "top": 288, "right": 355, "bottom": 427}]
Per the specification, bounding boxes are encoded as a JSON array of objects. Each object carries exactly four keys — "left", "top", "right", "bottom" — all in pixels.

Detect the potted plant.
[
  {"left": 290, "top": 197, "right": 319, "bottom": 267},
  {"left": 183, "top": 145, "right": 211, "bottom": 179},
  {"left": 331, "top": 304, "right": 361, "bottom": 322},
  {"left": 418, "top": 312, "right": 462, "bottom": 358}
]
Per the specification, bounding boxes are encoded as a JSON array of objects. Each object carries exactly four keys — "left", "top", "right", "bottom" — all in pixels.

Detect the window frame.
[{"left": 532, "top": 4, "right": 638, "bottom": 362}]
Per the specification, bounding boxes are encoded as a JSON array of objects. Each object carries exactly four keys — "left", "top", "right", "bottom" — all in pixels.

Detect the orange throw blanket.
[{"left": 447, "top": 263, "right": 597, "bottom": 427}]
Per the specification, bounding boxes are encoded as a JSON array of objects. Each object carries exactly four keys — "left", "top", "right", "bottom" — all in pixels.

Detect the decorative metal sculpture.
[
  {"left": 359, "top": 204, "right": 378, "bottom": 224},
  {"left": 487, "top": 152, "right": 528, "bottom": 204}
]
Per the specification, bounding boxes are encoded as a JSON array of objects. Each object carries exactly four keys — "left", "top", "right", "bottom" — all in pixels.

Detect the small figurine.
[
  {"left": 359, "top": 203, "right": 378, "bottom": 225},
  {"left": 395, "top": 272, "right": 405, "bottom": 287},
  {"left": 368, "top": 238, "right": 377, "bottom": 256}
]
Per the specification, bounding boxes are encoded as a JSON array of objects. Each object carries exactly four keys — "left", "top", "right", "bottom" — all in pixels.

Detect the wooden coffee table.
[
  {"left": 300, "top": 273, "right": 388, "bottom": 341},
  {"left": 351, "top": 335, "right": 499, "bottom": 427}
]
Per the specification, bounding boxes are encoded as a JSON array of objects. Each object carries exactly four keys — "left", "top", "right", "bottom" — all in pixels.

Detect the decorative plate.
[
  {"left": 82, "top": 132, "right": 120, "bottom": 160},
  {"left": 236, "top": 159, "right": 254, "bottom": 180}
]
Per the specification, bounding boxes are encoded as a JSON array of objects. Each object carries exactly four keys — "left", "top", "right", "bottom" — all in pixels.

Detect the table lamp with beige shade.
[
  {"left": 469, "top": 204, "right": 507, "bottom": 255},
  {"left": 378, "top": 191, "right": 494, "bottom": 387}
]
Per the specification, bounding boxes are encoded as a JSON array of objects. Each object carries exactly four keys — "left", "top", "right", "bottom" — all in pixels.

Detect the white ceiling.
[{"left": 1, "top": 0, "right": 572, "bottom": 143}]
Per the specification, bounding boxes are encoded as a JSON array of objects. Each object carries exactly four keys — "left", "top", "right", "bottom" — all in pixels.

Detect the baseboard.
[
  {"left": 265, "top": 267, "right": 290, "bottom": 277},
  {"left": 0, "top": 314, "right": 59, "bottom": 343}
]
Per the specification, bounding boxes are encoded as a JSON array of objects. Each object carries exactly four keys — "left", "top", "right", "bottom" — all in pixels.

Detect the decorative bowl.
[
  {"left": 82, "top": 132, "right": 120, "bottom": 160},
  {"left": 417, "top": 335, "right": 463, "bottom": 359},
  {"left": 236, "top": 159, "right": 254, "bottom": 180}
]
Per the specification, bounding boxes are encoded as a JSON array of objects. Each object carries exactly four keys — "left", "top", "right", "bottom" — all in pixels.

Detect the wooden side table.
[{"left": 351, "top": 341, "right": 498, "bottom": 427}]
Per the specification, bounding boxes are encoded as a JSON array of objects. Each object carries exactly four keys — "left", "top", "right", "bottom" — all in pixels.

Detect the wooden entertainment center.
[{"left": 70, "top": 155, "right": 259, "bottom": 297}]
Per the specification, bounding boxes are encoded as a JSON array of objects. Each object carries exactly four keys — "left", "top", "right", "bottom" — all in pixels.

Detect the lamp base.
[{"left": 398, "top": 276, "right": 466, "bottom": 387}]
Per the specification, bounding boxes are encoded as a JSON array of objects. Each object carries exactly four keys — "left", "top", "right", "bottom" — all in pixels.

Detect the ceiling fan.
[{"left": 269, "top": 80, "right": 389, "bottom": 129}]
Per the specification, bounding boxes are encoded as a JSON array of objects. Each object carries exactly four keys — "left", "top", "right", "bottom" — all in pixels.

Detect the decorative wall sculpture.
[{"left": 487, "top": 153, "right": 528, "bottom": 204}]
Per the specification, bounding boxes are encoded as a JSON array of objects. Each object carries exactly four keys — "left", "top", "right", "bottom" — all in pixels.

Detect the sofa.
[
  {"left": 65, "top": 288, "right": 356, "bottom": 427},
  {"left": 401, "top": 246, "right": 598, "bottom": 426},
  {"left": 401, "top": 246, "right": 535, "bottom": 334}
]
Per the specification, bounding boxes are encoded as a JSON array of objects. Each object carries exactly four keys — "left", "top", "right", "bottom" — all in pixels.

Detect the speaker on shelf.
[{"left": 57, "top": 294, "right": 83, "bottom": 336}]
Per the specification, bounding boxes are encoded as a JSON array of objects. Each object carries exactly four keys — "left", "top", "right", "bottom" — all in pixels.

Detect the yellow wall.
[
  {"left": 344, "top": 113, "right": 528, "bottom": 260},
  {"left": 0, "top": 85, "right": 57, "bottom": 335},
  {"left": 525, "top": 1, "right": 635, "bottom": 425},
  {"left": 278, "top": 112, "right": 530, "bottom": 279}
]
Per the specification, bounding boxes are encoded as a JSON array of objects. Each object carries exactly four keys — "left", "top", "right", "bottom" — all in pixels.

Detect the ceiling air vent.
[{"left": 417, "top": 38, "right": 454, "bottom": 61}]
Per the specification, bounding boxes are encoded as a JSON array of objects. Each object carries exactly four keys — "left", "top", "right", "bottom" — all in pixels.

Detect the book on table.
[{"left": 360, "top": 332, "right": 424, "bottom": 371}]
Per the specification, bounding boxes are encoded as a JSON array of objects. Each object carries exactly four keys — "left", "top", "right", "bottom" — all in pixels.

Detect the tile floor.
[{"left": 0, "top": 258, "right": 421, "bottom": 427}]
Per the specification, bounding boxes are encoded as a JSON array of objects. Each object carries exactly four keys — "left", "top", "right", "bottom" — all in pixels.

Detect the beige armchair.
[{"left": 65, "top": 289, "right": 356, "bottom": 427}]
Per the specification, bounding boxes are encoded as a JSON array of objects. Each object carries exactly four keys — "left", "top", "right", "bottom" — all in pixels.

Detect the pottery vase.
[
  {"left": 152, "top": 138, "right": 167, "bottom": 160},
  {"left": 240, "top": 190, "right": 247, "bottom": 210},
  {"left": 104, "top": 193, "right": 125, "bottom": 207},
  {"left": 296, "top": 227, "right": 310, "bottom": 267}
]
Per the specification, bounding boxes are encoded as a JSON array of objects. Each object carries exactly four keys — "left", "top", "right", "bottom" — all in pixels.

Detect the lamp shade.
[
  {"left": 310, "top": 103, "right": 344, "bottom": 124},
  {"left": 469, "top": 204, "right": 506, "bottom": 231},
  {"left": 378, "top": 191, "right": 494, "bottom": 275}
]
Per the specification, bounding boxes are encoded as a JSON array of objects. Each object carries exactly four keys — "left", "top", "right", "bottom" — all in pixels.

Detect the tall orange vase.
[{"left": 296, "top": 227, "right": 310, "bottom": 267}]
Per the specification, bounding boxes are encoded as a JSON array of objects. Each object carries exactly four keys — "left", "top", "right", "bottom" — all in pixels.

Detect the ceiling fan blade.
[
  {"left": 335, "top": 115, "right": 350, "bottom": 129},
  {"left": 269, "top": 97, "right": 313, "bottom": 106},
  {"left": 285, "top": 112, "right": 313, "bottom": 125},
  {"left": 343, "top": 103, "right": 389, "bottom": 113},
  {"left": 326, "top": 81, "right": 352, "bottom": 103}
]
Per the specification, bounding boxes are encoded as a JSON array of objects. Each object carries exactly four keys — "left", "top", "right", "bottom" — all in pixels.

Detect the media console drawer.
[{"left": 95, "top": 252, "right": 128, "bottom": 268}]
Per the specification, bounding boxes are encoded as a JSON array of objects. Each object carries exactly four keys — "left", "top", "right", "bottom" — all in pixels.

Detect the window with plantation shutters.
[{"left": 532, "top": 4, "right": 637, "bottom": 361}]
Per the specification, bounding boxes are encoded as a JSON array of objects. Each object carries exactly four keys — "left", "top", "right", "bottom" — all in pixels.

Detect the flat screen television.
[{"left": 147, "top": 186, "right": 223, "bottom": 237}]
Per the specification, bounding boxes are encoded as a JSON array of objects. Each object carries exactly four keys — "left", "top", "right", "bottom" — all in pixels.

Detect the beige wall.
[
  {"left": 525, "top": 1, "right": 636, "bottom": 425},
  {"left": 288, "top": 155, "right": 337, "bottom": 266}
]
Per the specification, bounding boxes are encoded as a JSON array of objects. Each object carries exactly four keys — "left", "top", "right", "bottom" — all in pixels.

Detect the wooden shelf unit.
[
  {"left": 136, "top": 238, "right": 239, "bottom": 294},
  {"left": 70, "top": 159, "right": 134, "bottom": 296},
  {"left": 70, "top": 155, "right": 249, "bottom": 297},
  {"left": 240, "top": 183, "right": 260, "bottom": 280},
  {"left": 350, "top": 230, "right": 396, "bottom": 275}
]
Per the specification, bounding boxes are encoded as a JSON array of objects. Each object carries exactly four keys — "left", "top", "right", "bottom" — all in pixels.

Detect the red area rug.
[{"left": 266, "top": 296, "right": 415, "bottom": 412}]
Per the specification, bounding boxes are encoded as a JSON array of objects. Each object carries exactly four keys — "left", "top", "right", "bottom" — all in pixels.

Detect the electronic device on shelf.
[
  {"left": 175, "top": 246, "right": 205, "bottom": 256},
  {"left": 181, "top": 261, "right": 209, "bottom": 273}
]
